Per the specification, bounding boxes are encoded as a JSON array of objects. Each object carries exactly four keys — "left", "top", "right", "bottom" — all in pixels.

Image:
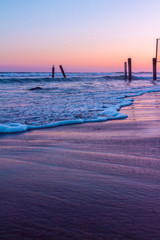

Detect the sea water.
[{"left": 0, "top": 72, "right": 160, "bottom": 133}]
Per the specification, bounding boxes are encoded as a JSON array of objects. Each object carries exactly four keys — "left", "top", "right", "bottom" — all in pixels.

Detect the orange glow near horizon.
[{"left": 0, "top": 40, "right": 157, "bottom": 72}]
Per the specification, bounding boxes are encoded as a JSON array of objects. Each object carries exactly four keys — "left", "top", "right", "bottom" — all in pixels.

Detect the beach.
[{"left": 0, "top": 91, "right": 160, "bottom": 240}]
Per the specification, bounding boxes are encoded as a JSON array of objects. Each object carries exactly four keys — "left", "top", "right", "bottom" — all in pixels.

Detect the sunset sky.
[{"left": 1, "top": 0, "right": 160, "bottom": 72}]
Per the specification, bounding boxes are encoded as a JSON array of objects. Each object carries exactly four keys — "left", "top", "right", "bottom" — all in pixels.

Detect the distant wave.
[
  {"left": 1, "top": 71, "right": 159, "bottom": 83},
  {"left": 102, "top": 74, "right": 156, "bottom": 80},
  {"left": 0, "top": 74, "right": 156, "bottom": 83},
  {"left": 0, "top": 77, "right": 87, "bottom": 85},
  {"left": 103, "top": 75, "right": 128, "bottom": 80}
]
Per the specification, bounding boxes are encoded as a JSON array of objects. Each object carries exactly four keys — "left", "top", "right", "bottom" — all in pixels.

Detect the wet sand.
[{"left": 0, "top": 92, "right": 160, "bottom": 240}]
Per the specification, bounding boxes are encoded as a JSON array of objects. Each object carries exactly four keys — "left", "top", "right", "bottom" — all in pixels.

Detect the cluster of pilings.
[
  {"left": 124, "top": 58, "right": 132, "bottom": 81},
  {"left": 124, "top": 58, "right": 158, "bottom": 81},
  {"left": 51, "top": 59, "right": 158, "bottom": 80},
  {"left": 52, "top": 65, "right": 66, "bottom": 79}
]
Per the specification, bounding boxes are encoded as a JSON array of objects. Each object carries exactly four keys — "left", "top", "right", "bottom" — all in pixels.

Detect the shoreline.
[{"left": 0, "top": 92, "right": 160, "bottom": 239}]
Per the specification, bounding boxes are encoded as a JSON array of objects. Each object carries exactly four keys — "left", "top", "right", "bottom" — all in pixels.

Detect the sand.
[{"left": 0, "top": 92, "right": 160, "bottom": 240}]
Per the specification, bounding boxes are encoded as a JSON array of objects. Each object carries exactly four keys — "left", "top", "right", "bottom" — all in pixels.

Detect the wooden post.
[
  {"left": 153, "top": 58, "right": 157, "bottom": 80},
  {"left": 128, "top": 58, "right": 132, "bottom": 81},
  {"left": 124, "top": 62, "right": 127, "bottom": 80},
  {"left": 52, "top": 65, "right": 55, "bottom": 79},
  {"left": 59, "top": 65, "right": 66, "bottom": 78}
]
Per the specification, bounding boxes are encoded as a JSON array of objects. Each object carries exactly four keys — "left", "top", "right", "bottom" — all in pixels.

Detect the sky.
[{"left": 0, "top": 0, "right": 160, "bottom": 72}]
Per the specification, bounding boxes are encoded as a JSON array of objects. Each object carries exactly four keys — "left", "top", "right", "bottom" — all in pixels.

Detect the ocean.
[
  {"left": 1, "top": 72, "right": 160, "bottom": 240},
  {"left": 0, "top": 72, "right": 160, "bottom": 134}
]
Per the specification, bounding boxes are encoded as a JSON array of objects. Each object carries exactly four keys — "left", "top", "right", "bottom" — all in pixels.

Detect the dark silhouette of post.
[
  {"left": 124, "top": 62, "right": 127, "bottom": 80},
  {"left": 128, "top": 58, "right": 132, "bottom": 81},
  {"left": 153, "top": 58, "right": 157, "bottom": 80},
  {"left": 59, "top": 65, "right": 66, "bottom": 78},
  {"left": 52, "top": 65, "right": 55, "bottom": 79}
]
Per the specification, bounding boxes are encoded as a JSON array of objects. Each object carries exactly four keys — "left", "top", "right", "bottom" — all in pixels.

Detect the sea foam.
[
  {"left": 0, "top": 123, "right": 27, "bottom": 133},
  {"left": 0, "top": 89, "right": 153, "bottom": 134},
  {"left": 0, "top": 72, "right": 160, "bottom": 134}
]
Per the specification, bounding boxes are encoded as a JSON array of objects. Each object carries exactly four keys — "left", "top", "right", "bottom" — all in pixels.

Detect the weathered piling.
[
  {"left": 59, "top": 65, "right": 66, "bottom": 78},
  {"left": 124, "top": 62, "right": 127, "bottom": 80},
  {"left": 153, "top": 58, "right": 157, "bottom": 80},
  {"left": 52, "top": 65, "right": 55, "bottom": 79},
  {"left": 128, "top": 58, "right": 132, "bottom": 81}
]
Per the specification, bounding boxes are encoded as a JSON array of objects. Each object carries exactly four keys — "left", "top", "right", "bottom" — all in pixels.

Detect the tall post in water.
[
  {"left": 52, "top": 65, "right": 55, "bottom": 79},
  {"left": 128, "top": 58, "right": 132, "bottom": 81},
  {"left": 124, "top": 62, "right": 127, "bottom": 80},
  {"left": 59, "top": 65, "right": 66, "bottom": 78},
  {"left": 153, "top": 58, "right": 157, "bottom": 80}
]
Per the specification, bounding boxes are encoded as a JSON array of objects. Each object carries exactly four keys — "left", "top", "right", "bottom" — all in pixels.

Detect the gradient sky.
[{"left": 1, "top": 0, "right": 160, "bottom": 72}]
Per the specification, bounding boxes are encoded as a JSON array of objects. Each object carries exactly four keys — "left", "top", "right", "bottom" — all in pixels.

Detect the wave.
[
  {"left": 1, "top": 87, "right": 160, "bottom": 134},
  {"left": 1, "top": 71, "right": 160, "bottom": 84},
  {"left": 0, "top": 77, "right": 52, "bottom": 83},
  {"left": 102, "top": 74, "right": 132, "bottom": 80},
  {"left": 102, "top": 74, "right": 159, "bottom": 80},
  {"left": 0, "top": 108, "right": 128, "bottom": 134},
  {"left": 0, "top": 74, "right": 157, "bottom": 83}
]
